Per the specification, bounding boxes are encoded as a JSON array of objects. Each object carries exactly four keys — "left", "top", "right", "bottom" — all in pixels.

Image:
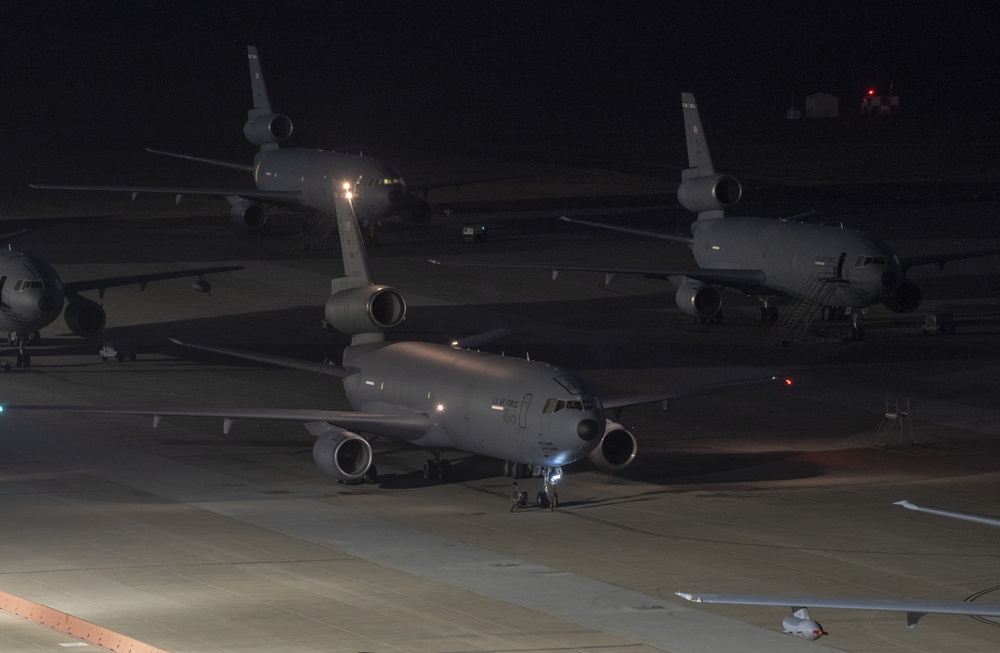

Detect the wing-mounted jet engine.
[
  {"left": 63, "top": 295, "right": 107, "bottom": 337},
  {"left": 675, "top": 277, "right": 722, "bottom": 322},
  {"left": 307, "top": 421, "right": 375, "bottom": 483},
  {"left": 227, "top": 198, "right": 268, "bottom": 232},
  {"left": 586, "top": 420, "right": 638, "bottom": 472},
  {"left": 400, "top": 194, "right": 433, "bottom": 225}
]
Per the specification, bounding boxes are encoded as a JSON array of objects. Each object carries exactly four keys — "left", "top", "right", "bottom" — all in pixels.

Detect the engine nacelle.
[
  {"left": 311, "top": 427, "right": 374, "bottom": 482},
  {"left": 64, "top": 295, "right": 107, "bottom": 337},
  {"left": 677, "top": 174, "right": 742, "bottom": 214},
  {"left": 243, "top": 113, "right": 294, "bottom": 146},
  {"left": 675, "top": 279, "right": 722, "bottom": 318},
  {"left": 782, "top": 609, "right": 827, "bottom": 641},
  {"left": 882, "top": 280, "right": 922, "bottom": 313},
  {"left": 400, "top": 194, "right": 433, "bottom": 225},
  {"left": 325, "top": 285, "right": 407, "bottom": 335},
  {"left": 229, "top": 200, "right": 267, "bottom": 231},
  {"left": 587, "top": 420, "right": 637, "bottom": 472}
]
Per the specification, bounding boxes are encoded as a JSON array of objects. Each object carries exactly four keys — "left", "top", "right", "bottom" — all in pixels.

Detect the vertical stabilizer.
[
  {"left": 332, "top": 193, "right": 375, "bottom": 291},
  {"left": 680, "top": 92, "right": 715, "bottom": 180},
  {"left": 247, "top": 46, "right": 273, "bottom": 116}
]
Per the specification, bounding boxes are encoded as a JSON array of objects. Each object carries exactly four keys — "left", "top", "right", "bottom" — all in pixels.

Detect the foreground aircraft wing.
[
  {"left": 429, "top": 259, "right": 767, "bottom": 294},
  {"left": 898, "top": 248, "right": 1000, "bottom": 272},
  {"left": 676, "top": 592, "right": 1000, "bottom": 629},
  {"left": 30, "top": 183, "right": 302, "bottom": 205},
  {"left": 2, "top": 404, "right": 430, "bottom": 441},
  {"left": 62, "top": 265, "right": 244, "bottom": 295},
  {"left": 559, "top": 216, "right": 694, "bottom": 245},
  {"left": 895, "top": 499, "right": 1000, "bottom": 527},
  {"left": 599, "top": 376, "right": 787, "bottom": 410}
]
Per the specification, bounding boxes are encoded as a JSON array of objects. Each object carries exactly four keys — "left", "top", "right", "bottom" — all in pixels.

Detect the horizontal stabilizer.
[
  {"left": 63, "top": 265, "right": 243, "bottom": 295},
  {"left": 146, "top": 148, "right": 255, "bottom": 172},
  {"left": 170, "top": 338, "right": 349, "bottom": 378}
]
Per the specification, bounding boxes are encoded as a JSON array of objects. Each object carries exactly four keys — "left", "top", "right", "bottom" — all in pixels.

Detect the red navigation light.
[
  {"left": 867, "top": 88, "right": 875, "bottom": 95},
  {"left": 785, "top": 378, "right": 793, "bottom": 386}
]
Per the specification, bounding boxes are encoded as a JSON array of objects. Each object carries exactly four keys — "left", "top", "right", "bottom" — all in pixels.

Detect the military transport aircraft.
[
  {"left": 2, "top": 190, "right": 785, "bottom": 510},
  {"left": 0, "top": 231, "right": 241, "bottom": 369},
  {"left": 677, "top": 500, "right": 1000, "bottom": 641},
  {"left": 32, "top": 46, "right": 510, "bottom": 244},
  {"left": 436, "top": 92, "right": 1000, "bottom": 341}
]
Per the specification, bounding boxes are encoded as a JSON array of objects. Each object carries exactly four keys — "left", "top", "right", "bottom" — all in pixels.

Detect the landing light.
[
  {"left": 436, "top": 404, "right": 445, "bottom": 412},
  {"left": 342, "top": 181, "right": 351, "bottom": 190}
]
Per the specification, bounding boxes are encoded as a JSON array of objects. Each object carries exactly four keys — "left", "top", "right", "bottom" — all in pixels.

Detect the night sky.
[{"left": 3, "top": 2, "right": 998, "bottom": 165}]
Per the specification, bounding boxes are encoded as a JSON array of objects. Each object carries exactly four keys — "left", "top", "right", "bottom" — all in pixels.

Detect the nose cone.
[
  {"left": 577, "top": 418, "right": 600, "bottom": 441},
  {"left": 880, "top": 270, "right": 897, "bottom": 288}
]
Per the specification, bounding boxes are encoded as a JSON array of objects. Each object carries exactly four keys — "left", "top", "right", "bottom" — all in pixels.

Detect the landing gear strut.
[
  {"left": 507, "top": 464, "right": 562, "bottom": 512},
  {"left": 3, "top": 331, "right": 34, "bottom": 371}
]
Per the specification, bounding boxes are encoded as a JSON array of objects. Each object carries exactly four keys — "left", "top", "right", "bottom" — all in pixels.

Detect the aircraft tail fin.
[
  {"left": 332, "top": 192, "right": 375, "bottom": 289},
  {"left": 680, "top": 92, "right": 715, "bottom": 179},
  {"left": 677, "top": 92, "right": 742, "bottom": 220},
  {"left": 243, "top": 46, "right": 293, "bottom": 151}
]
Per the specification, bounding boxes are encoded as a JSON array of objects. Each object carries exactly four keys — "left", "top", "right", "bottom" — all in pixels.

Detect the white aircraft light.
[
  {"left": 342, "top": 181, "right": 351, "bottom": 190},
  {"left": 436, "top": 404, "right": 445, "bottom": 412}
]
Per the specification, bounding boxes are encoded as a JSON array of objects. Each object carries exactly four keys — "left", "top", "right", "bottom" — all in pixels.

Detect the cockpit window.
[
  {"left": 542, "top": 397, "right": 594, "bottom": 413},
  {"left": 12, "top": 280, "right": 45, "bottom": 291}
]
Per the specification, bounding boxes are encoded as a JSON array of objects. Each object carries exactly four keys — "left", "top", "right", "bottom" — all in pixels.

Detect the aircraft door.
[
  {"left": 0, "top": 276, "right": 6, "bottom": 306},
  {"left": 835, "top": 252, "right": 847, "bottom": 280},
  {"left": 519, "top": 394, "right": 532, "bottom": 428}
]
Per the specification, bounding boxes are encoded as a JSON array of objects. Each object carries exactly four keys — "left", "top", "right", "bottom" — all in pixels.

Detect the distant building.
[
  {"left": 861, "top": 91, "right": 900, "bottom": 116},
  {"left": 805, "top": 93, "right": 839, "bottom": 118}
]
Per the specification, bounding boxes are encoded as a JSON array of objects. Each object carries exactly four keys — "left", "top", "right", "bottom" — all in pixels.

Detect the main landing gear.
[
  {"left": 422, "top": 449, "right": 453, "bottom": 482},
  {"left": 507, "top": 464, "right": 562, "bottom": 512},
  {"left": 758, "top": 305, "right": 779, "bottom": 324}
]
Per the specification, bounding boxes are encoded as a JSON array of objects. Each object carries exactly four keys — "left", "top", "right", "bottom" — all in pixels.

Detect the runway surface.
[{"left": 1, "top": 194, "right": 1000, "bottom": 652}]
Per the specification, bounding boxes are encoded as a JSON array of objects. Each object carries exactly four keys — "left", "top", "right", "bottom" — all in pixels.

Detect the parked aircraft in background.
[
  {"left": 436, "top": 93, "right": 1000, "bottom": 341},
  {"left": 33, "top": 47, "right": 511, "bottom": 245},
  {"left": 0, "top": 230, "right": 241, "bottom": 369},
  {"left": 2, "top": 191, "right": 785, "bottom": 509},
  {"left": 677, "top": 500, "right": 1000, "bottom": 640}
]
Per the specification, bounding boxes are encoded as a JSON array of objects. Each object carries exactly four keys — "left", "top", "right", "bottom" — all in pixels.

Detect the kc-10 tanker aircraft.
[
  {"left": 438, "top": 93, "right": 1000, "bottom": 341},
  {"left": 0, "top": 229, "right": 241, "bottom": 369},
  {"left": 2, "top": 189, "right": 784, "bottom": 509},
  {"left": 33, "top": 47, "right": 509, "bottom": 243},
  {"left": 678, "top": 500, "right": 1000, "bottom": 640}
]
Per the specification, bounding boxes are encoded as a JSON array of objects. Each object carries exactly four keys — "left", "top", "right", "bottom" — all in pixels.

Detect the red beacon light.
[{"left": 867, "top": 88, "right": 876, "bottom": 95}]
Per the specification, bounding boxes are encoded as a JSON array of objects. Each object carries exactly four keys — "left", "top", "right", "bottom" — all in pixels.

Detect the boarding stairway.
[{"left": 772, "top": 270, "right": 843, "bottom": 345}]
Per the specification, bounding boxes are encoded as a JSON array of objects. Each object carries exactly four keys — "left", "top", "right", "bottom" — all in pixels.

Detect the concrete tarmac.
[{"left": 1, "top": 199, "right": 999, "bottom": 652}]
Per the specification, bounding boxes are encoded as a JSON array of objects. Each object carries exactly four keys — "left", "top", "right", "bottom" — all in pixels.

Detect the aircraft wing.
[
  {"left": 599, "top": 376, "right": 787, "bottom": 410},
  {"left": 1, "top": 404, "right": 431, "bottom": 441},
  {"left": 559, "top": 216, "right": 694, "bottom": 245},
  {"left": 676, "top": 592, "right": 1000, "bottom": 628},
  {"left": 30, "top": 183, "right": 303, "bottom": 205},
  {"left": 62, "top": 265, "right": 244, "bottom": 295},
  {"left": 898, "top": 247, "right": 1000, "bottom": 272},
  {"left": 429, "top": 259, "right": 768, "bottom": 294}
]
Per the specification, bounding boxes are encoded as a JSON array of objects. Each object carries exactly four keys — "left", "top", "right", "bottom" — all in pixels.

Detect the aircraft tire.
[
  {"left": 437, "top": 459, "right": 452, "bottom": 481},
  {"left": 423, "top": 460, "right": 438, "bottom": 481},
  {"left": 536, "top": 491, "right": 549, "bottom": 509},
  {"left": 503, "top": 460, "right": 511, "bottom": 477},
  {"left": 510, "top": 463, "right": 522, "bottom": 479}
]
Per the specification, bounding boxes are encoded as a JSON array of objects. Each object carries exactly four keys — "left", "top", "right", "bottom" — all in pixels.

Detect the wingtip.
[
  {"left": 675, "top": 592, "right": 701, "bottom": 602},
  {"left": 169, "top": 337, "right": 184, "bottom": 346},
  {"left": 895, "top": 500, "right": 916, "bottom": 509}
]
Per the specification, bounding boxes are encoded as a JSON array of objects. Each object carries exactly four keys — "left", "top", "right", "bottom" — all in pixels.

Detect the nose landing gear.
[{"left": 507, "top": 465, "right": 562, "bottom": 512}]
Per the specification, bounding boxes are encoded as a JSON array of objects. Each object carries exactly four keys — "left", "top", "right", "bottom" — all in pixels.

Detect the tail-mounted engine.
[
  {"left": 64, "top": 295, "right": 107, "bottom": 337},
  {"left": 675, "top": 278, "right": 722, "bottom": 318},
  {"left": 587, "top": 420, "right": 638, "bottom": 472},
  {"left": 325, "top": 284, "right": 407, "bottom": 336},
  {"left": 677, "top": 174, "right": 742, "bottom": 214},
  {"left": 243, "top": 113, "right": 293, "bottom": 146},
  {"left": 229, "top": 200, "right": 267, "bottom": 231},
  {"left": 308, "top": 423, "right": 374, "bottom": 482}
]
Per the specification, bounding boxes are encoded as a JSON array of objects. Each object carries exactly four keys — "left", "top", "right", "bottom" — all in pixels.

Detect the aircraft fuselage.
[
  {"left": 692, "top": 217, "right": 902, "bottom": 308},
  {"left": 254, "top": 149, "right": 406, "bottom": 224},
  {"left": 342, "top": 340, "right": 605, "bottom": 467}
]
